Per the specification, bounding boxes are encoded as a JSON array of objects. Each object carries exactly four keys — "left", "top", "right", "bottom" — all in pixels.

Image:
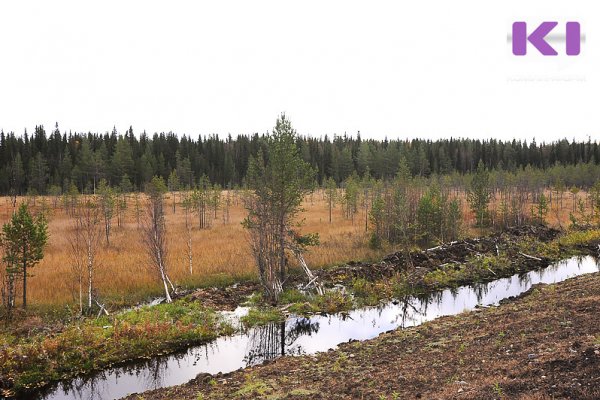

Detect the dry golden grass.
[
  {"left": 0, "top": 189, "right": 581, "bottom": 307},
  {"left": 0, "top": 192, "right": 383, "bottom": 307}
]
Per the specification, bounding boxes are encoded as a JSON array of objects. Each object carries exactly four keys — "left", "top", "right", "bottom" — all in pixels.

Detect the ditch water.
[{"left": 34, "top": 256, "right": 600, "bottom": 400}]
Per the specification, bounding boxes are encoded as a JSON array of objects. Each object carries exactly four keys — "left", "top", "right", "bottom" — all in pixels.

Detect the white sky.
[{"left": 0, "top": 1, "right": 598, "bottom": 141}]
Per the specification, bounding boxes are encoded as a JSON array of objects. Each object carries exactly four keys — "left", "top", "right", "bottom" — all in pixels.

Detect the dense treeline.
[{"left": 1, "top": 123, "right": 600, "bottom": 195}]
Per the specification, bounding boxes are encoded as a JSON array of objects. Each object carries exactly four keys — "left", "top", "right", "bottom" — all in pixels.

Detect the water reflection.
[
  {"left": 33, "top": 256, "right": 599, "bottom": 400},
  {"left": 244, "top": 318, "right": 320, "bottom": 366}
]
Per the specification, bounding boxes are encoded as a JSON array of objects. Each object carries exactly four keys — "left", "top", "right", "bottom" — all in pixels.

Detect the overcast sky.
[{"left": 0, "top": 1, "right": 598, "bottom": 141}]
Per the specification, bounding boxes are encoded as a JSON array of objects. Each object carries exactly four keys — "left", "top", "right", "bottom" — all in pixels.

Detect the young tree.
[
  {"left": 211, "top": 184, "right": 221, "bottom": 220},
  {"left": 369, "top": 192, "right": 385, "bottom": 249},
  {"left": 48, "top": 184, "right": 62, "bottom": 209},
  {"left": 168, "top": 169, "right": 179, "bottom": 213},
  {"left": 468, "top": 160, "right": 491, "bottom": 231},
  {"left": 133, "top": 192, "right": 142, "bottom": 229},
  {"left": 222, "top": 189, "right": 231, "bottom": 225},
  {"left": 536, "top": 192, "right": 549, "bottom": 224},
  {"left": 342, "top": 175, "right": 359, "bottom": 223},
  {"left": 591, "top": 181, "right": 600, "bottom": 226},
  {"left": 417, "top": 185, "right": 443, "bottom": 245},
  {"left": 323, "top": 177, "right": 337, "bottom": 224},
  {"left": 193, "top": 175, "right": 211, "bottom": 229},
  {"left": 446, "top": 198, "right": 462, "bottom": 241},
  {"left": 243, "top": 114, "right": 316, "bottom": 302},
  {"left": 1, "top": 203, "right": 48, "bottom": 309},
  {"left": 98, "top": 179, "right": 115, "bottom": 245},
  {"left": 570, "top": 186, "right": 580, "bottom": 212},
  {"left": 116, "top": 190, "right": 127, "bottom": 228},
  {"left": 142, "top": 176, "right": 174, "bottom": 302},
  {"left": 62, "top": 182, "right": 80, "bottom": 217},
  {"left": 361, "top": 171, "right": 373, "bottom": 232},
  {"left": 69, "top": 199, "right": 102, "bottom": 313},
  {"left": 178, "top": 191, "right": 195, "bottom": 274}
]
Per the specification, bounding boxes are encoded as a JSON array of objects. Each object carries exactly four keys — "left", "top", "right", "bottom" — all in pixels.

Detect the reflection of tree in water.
[
  {"left": 37, "top": 370, "right": 108, "bottom": 400},
  {"left": 471, "top": 281, "right": 495, "bottom": 302},
  {"left": 138, "top": 356, "right": 171, "bottom": 390},
  {"left": 36, "top": 351, "right": 185, "bottom": 400},
  {"left": 243, "top": 318, "right": 320, "bottom": 366},
  {"left": 384, "top": 295, "right": 430, "bottom": 328}
]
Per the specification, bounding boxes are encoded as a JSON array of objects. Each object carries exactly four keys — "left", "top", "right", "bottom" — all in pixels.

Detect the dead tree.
[
  {"left": 142, "top": 177, "right": 175, "bottom": 302},
  {"left": 286, "top": 229, "right": 324, "bottom": 295}
]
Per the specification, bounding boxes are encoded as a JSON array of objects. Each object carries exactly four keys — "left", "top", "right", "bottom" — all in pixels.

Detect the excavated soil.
[
  {"left": 318, "top": 225, "right": 560, "bottom": 285},
  {"left": 188, "top": 225, "right": 565, "bottom": 311},
  {"left": 126, "top": 271, "right": 600, "bottom": 400}
]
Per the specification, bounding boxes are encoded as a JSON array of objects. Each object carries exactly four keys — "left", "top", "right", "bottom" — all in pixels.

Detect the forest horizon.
[{"left": 1, "top": 121, "right": 599, "bottom": 196}]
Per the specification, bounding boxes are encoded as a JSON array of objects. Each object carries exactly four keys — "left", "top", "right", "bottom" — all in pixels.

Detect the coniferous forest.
[
  {"left": 2, "top": 120, "right": 600, "bottom": 399},
  {"left": 1, "top": 123, "right": 600, "bottom": 196}
]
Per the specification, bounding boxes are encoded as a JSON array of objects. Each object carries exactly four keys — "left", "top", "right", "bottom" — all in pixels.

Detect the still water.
[{"left": 35, "top": 256, "right": 599, "bottom": 400}]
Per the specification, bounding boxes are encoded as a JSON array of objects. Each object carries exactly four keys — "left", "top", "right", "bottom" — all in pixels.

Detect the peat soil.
[
  {"left": 186, "top": 225, "right": 566, "bottom": 310},
  {"left": 127, "top": 271, "right": 600, "bottom": 400},
  {"left": 318, "top": 225, "right": 561, "bottom": 286}
]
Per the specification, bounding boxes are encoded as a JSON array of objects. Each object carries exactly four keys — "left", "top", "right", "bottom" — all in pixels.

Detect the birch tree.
[
  {"left": 69, "top": 199, "right": 103, "bottom": 313},
  {"left": 98, "top": 179, "right": 115, "bottom": 245},
  {"left": 142, "top": 176, "right": 174, "bottom": 302}
]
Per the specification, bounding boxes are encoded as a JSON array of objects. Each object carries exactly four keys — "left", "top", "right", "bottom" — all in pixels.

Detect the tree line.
[
  {"left": 1, "top": 124, "right": 600, "bottom": 197},
  {"left": 2, "top": 118, "right": 600, "bottom": 310}
]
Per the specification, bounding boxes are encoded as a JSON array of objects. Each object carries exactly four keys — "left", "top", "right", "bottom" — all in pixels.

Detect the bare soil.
[
  {"left": 185, "top": 225, "right": 565, "bottom": 310},
  {"left": 127, "top": 271, "right": 600, "bottom": 400},
  {"left": 319, "top": 225, "right": 561, "bottom": 285}
]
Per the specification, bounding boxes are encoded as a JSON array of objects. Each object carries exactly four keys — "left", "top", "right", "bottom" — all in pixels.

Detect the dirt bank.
[
  {"left": 318, "top": 225, "right": 561, "bottom": 285},
  {"left": 127, "top": 271, "right": 600, "bottom": 400},
  {"left": 188, "top": 225, "right": 569, "bottom": 311}
]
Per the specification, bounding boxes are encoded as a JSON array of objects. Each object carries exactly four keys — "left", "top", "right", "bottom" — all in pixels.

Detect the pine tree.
[
  {"left": 468, "top": 160, "right": 491, "bottom": 230},
  {"left": 1, "top": 203, "right": 48, "bottom": 310},
  {"left": 324, "top": 177, "right": 337, "bottom": 223},
  {"left": 243, "top": 114, "right": 316, "bottom": 301},
  {"left": 369, "top": 192, "right": 385, "bottom": 249},
  {"left": 536, "top": 192, "right": 549, "bottom": 224}
]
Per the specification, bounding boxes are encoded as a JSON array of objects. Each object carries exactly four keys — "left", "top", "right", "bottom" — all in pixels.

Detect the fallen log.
[
  {"left": 95, "top": 299, "right": 110, "bottom": 317},
  {"left": 518, "top": 252, "right": 542, "bottom": 261},
  {"left": 295, "top": 251, "right": 324, "bottom": 296}
]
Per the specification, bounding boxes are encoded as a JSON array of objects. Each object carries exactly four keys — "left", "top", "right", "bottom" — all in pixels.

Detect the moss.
[
  {"left": 0, "top": 299, "right": 231, "bottom": 396},
  {"left": 234, "top": 375, "right": 273, "bottom": 397},
  {"left": 559, "top": 229, "right": 600, "bottom": 247},
  {"left": 241, "top": 307, "right": 284, "bottom": 328},
  {"left": 313, "top": 291, "right": 353, "bottom": 313},
  {"left": 279, "top": 289, "right": 308, "bottom": 304},
  {"left": 517, "top": 236, "right": 561, "bottom": 258},
  {"left": 289, "top": 388, "right": 318, "bottom": 396}
]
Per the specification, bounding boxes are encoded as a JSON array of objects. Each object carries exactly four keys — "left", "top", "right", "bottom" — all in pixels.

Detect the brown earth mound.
[{"left": 125, "top": 270, "right": 600, "bottom": 400}]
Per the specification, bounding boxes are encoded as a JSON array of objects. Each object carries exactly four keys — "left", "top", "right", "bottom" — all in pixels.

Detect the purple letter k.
[{"left": 513, "top": 22, "right": 558, "bottom": 56}]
